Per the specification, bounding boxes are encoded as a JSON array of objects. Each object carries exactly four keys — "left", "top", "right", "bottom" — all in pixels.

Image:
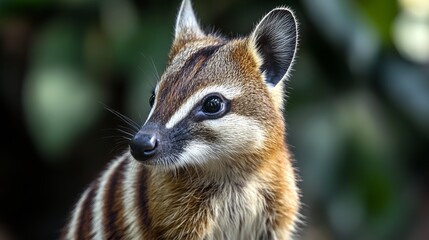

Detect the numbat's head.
[{"left": 130, "top": 0, "right": 298, "bottom": 175}]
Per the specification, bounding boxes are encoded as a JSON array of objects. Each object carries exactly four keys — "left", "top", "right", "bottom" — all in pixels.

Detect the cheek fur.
[
  {"left": 202, "top": 114, "right": 266, "bottom": 153},
  {"left": 175, "top": 114, "right": 265, "bottom": 166},
  {"left": 177, "top": 140, "right": 213, "bottom": 166}
]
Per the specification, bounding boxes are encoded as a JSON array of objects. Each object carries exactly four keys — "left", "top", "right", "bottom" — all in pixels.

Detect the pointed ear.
[
  {"left": 175, "top": 0, "right": 205, "bottom": 39},
  {"left": 249, "top": 8, "right": 298, "bottom": 87}
]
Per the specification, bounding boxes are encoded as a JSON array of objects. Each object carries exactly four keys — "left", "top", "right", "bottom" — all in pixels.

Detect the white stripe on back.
[
  {"left": 91, "top": 155, "right": 126, "bottom": 239},
  {"left": 122, "top": 157, "right": 145, "bottom": 238},
  {"left": 66, "top": 187, "right": 91, "bottom": 240}
]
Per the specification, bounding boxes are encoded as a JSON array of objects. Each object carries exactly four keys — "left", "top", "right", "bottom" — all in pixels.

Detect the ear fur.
[
  {"left": 175, "top": 0, "right": 205, "bottom": 39},
  {"left": 249, "top": 8, "right": 298, "bottom": 87}
]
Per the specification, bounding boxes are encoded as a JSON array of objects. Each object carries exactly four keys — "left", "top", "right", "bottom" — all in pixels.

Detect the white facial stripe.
[
  {"left": 176, "top": 140, "right": 212, "bottom": 167},
  {"left": 144, "top": 104, "right": 156, "bottom": 125},
  {"left": 203, "top": 114, "right": 266, "bottom": 151},
  {"left": 174, "top": 115, "right": 265, "bottom": 168},
  {"left": 165, "top": 85, "right": 242, "bottom": 129}
]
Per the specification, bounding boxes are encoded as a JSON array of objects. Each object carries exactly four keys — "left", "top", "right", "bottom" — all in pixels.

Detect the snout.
[{"left": 130, "top": 130, "right": 159, "bottom": 162}]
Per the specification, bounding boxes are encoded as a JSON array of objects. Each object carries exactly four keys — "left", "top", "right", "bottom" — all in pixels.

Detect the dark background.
[{"left": 1, "top": 0, "right": 428, "bottom": 239}]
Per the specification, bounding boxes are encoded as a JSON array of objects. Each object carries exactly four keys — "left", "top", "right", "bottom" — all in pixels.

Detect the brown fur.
[
  {"left": 102, "top": 161, "right": 127, "bottom": 239},
  {"left": 62, "top": 1, "right": 300, "bottom": 239},
  {"left": 78, "top": 184, "right": 96, "bottom": 239}
]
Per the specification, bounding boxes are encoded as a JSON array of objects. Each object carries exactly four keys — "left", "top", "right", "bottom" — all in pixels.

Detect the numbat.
[{"left": 62, "top": 0, "right": 300, "bottom": 239}]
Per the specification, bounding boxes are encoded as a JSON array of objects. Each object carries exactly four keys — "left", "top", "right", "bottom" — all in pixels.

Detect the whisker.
[
  {"left": 149, "top": 58, "right": 161, "bottom": 83},
  {"left": 101, "top": 103, "right": 140, "bottom": 131},
  {"left": 110, "top": 143, "right": 129, "bottom": 155},
  {"left": 117, "top": 125, "right": 138, "bottom": 135},
  {"left": 138, "top": 113, "right": 144, "bottom": 126},
  {"left": 116, "top": 128, "right": 135, "bottom": 138},
  {"left": 101, "top": 135, "right": 126, "bottom": 140},
  {"left": 141, "top": 54, "right": 161, "bottom": 83}
]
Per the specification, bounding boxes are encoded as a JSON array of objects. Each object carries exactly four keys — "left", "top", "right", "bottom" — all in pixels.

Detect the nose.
[{"left": 130, "top": 131, "right": 159, "bottom": 162}]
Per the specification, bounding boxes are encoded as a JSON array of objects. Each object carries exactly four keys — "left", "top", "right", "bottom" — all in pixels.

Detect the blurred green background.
[{"left": 1, "top": 0, "right": 428, "bottom": 239}]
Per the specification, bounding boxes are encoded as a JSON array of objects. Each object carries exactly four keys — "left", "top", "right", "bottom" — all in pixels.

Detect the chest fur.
[
  {"left": 205, "top": 182, "right": 271, "bottom": 240},
  {"left": 149, "top": 171, "right": 277, "bottom": 239}
]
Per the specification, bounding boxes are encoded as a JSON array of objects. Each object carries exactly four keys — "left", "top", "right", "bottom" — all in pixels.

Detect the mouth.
[
  {"left": 129, "top": 122, "right": 192, "bottom": 168},
  {"left": 130, "top": 151, "right": 183, "bottom": 169}
]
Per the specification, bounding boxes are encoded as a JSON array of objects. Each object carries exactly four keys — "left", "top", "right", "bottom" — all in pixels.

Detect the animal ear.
[
  {"left": 175, "top": 0, "right": 205, "bottom": 39},
  {"left": 249, "top": 8, "right": 298, "bottom": 87}
]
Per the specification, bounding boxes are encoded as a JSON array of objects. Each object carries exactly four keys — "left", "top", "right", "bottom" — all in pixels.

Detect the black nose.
[{"left": 130, "top": 132, "right": 158, "bottom": 162}]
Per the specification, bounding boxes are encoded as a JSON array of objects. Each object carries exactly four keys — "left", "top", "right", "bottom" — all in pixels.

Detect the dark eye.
[
  {"left": 149, "top": 93, "right": 155, "bottom": 107},
  {"left": 202, "top": 95, "right": 223, "bottom": 114}
]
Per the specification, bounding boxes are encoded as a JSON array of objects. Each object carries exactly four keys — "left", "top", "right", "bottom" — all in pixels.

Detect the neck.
[
  {"left": 138, "top": 144, "right": 298, "bottom": 238},
  {"left": 147, "top": 142, "right": 289, "bottom": 191}
]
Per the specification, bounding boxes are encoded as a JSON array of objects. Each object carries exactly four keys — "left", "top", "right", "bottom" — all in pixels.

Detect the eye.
[
  {"left": 202, "top": 95, "right": 223, "bottom": 114},
  {"left": 195, "top": 94, "right": 230, "bottom": 120},
  {"left": 149, "top": 93, "right": 155, "bottom": 107}
]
